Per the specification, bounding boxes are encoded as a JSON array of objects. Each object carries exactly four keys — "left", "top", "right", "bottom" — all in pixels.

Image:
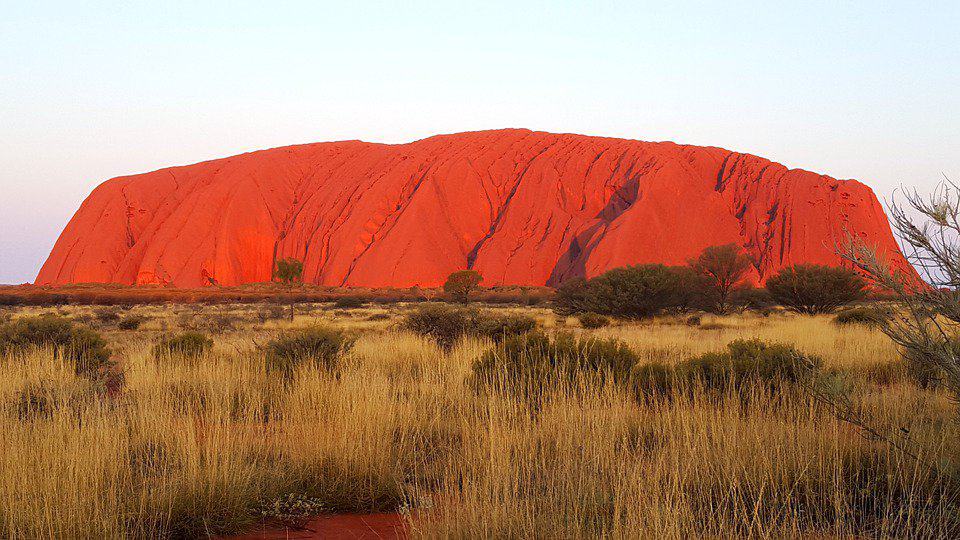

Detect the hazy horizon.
[{"left": 2, "top": 1, "right": 958, "bottom": 284}]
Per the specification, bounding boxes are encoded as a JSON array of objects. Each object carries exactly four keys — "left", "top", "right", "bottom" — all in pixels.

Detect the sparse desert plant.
[
  {"left": 765, "top": 264, "right": 867, "bottom": 314},
  {"left": 402, "top": 304, "right": 475, "bottom": 349},
  {"left": 443, "top": 270, "right": 483, "bottom": 303},
  {"left": 0, "top": 315, "right": 111, "bottom": 376},
  {"left": 633, "top": 338, "right": 822, "bottom": 398},
  {"left": 577, "top": 312, "right": 610, "bottom": 329},
  {"left": 204, "top": 312, "right": 239, "bottom": 333},
  {"left": 256, "top": 304, "right": 285, "bottom": 324},
  {"left": 263, "top": 326, "right": 352, "bottom": 381},
  {"left": 93, "top": 307, "right": 121, "bottom": 325},
  {"left": 334, "top": 296, "right": 365, "bottom": 309},
  {"left": 833, "top": 306, "right": 890, "bottom": 327},
  {"left": 152, "top": 332, "right": 213, "bottom": 360},
  {"left": 117, "top": 314, "right": 147, "bottom": 330},
  {"left": 474, "top": 312, "right": 538, "bottom": 342},
  {"left": 472, "top": 331, "right": 639, "bottom": 396}
]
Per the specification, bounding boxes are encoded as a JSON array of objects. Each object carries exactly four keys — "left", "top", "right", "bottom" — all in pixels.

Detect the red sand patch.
[{"left": 224, "top": 513, "right": 406, "bottom": 540}]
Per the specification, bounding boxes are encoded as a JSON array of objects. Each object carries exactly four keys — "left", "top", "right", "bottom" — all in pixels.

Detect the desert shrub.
[
  {"left": 578, "top": 312, "right": 610, "bottom": 329},
  {"left": 554, "top": 265, "right": 691, "bottom": 319},
  {"left": 553, "top": 278, "right": 596, "bottom": 315},
  {"left": 633, "top": 338, "right": 822, "bottom": 398},
  {"left": 671, "top": 265, "right": 713, "bottom": 312},
  {"left": 472, "top": 331, "right": 639, "bottom": 396},
  {"left": 730, "top": 286, "right": 774, "bottom": 311},
  {"left": 699, "top": 322, "right": 730, "bottom": 330},
  {"left": 0, "top": 294, "right": 23, "bottom": 306},
  {"left": 765, "top": 264, "right": 867, "bottom": 314},
  {"left": 402, "top": 305, "right": 475, "bottom": 349},
  {"left": 118, "top": 314, "right": 147, "bottom": 330},
  {"left": 334, "top": 296, "right": 365, "bottom": 309},
  {"left": 365, "top": 312, "right": 391, "bottom": 321},
  {"left": 0, "top": 315, "right": 111, "bottom": 376},
  {"left": 152, "top": 332, "right": 213, "bottom": 360},
  {"left": 256, "top": 305, "right": 285, "bottom": 324},
  {"left": 833, "top": 306, "right": 890, "bottom": 327},
  {"left": 94, "top": 307, "right": 121, "bottom": 325},
  {"left": 444, "top": 270, "right": 483, "bottom": 303},
  {"left": 475, "top": 313, "right": 538, "bottom": 342},
  {"left": 263, "top": 326, "right": 352, "bottom": 381},
  {"left": 685, "top": 315, "right": 702, "bottom": 326},
  {"left": 404, "top": 305, "right": 537, "bottom": 348}
]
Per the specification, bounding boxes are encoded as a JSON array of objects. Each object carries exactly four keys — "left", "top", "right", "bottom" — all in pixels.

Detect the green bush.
[
  {"left": 152, "top": 332, "right": 213, "bottom": 360},
  {"left": 118, "top": 314, "right": 147, "bottom": 330},
  {"left": 0, "top": 315, "right": 111, "bottom": 376},
  {"left": 94, "top": 307, "right": 121, "bottom": 325},
  {"left": 263, "top": 326, "right": 352, "bottom": 381},
  {"left": 402, "top": 304, "right": 474, "bottom": 349},
  {"left": 765, "top": 264, "right": 867, "bottom": 314},
  {"left": 633, "top": 338, "right": 822, "bottom": 398},
  {"left": 403, "top": 305, "right": 537, "bottom": 348},
  {"left": 472, "top": 331, "right": 639, "bottom": 396},
  {"left": 475, "top": 313, "right": 538, "bottom": 342},
  {"left": 833, "top": 306, "right": 890, "bottom": 327},
  {"left": 578, "top": 312, "right": 610, "bottom": 329},
  {"left": 334, "top": 296, "right": 365, "bottom": 309},
  {"left": 730, "top": 286, "right": 774, "bottom": 311},
  {"left": 554, "top": 264, "right": 694, "bottom": 319}
]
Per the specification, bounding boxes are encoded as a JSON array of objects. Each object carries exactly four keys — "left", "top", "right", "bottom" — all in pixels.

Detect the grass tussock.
[{"left": 0, "top": 303, "right": 957, "bottom": 538}]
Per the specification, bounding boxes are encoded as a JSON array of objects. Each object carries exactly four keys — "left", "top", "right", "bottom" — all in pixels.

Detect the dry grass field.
[{"left": 0, "top": 301, "right": 957, "bottom": 538}]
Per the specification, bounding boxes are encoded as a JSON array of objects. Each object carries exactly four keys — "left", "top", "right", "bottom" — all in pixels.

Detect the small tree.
[
  {"left": 690, "top": 244, "right": 753, "bottom": 314},
  {"left": 273, "top": 257, "right": 304, "bottom": 321},
  {"left": 273, "top": 257, "right": 304, "bottom": 285},
  {"left": 443, "top": 270, "right": 483, "bottom": 303},
  {"left": 765, "top": 264, "right": 867, "bottom": 314}
]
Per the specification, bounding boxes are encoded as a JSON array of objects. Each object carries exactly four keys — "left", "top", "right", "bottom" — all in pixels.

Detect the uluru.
[{"left": 36, "top": 129, "right": 910, "bottom": 288}]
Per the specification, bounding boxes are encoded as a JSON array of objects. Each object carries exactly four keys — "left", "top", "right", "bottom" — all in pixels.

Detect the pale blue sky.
[{"left": 1, "top": 1, "right": 958, "bottom": 283}]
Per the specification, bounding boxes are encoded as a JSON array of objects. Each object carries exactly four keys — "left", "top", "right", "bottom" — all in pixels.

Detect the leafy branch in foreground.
[{"left": 842, "top": 179, "right": 960, "bottom": 402}]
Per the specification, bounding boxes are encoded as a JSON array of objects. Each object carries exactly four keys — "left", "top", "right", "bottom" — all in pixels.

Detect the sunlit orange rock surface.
[{"left": 37, "top": 129, "right": 910, "bottom": 288}]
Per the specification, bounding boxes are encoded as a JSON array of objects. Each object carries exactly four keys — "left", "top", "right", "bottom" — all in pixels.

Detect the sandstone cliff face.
[{"left": 36, "top": 129, "right": 909, "bottom": 288}]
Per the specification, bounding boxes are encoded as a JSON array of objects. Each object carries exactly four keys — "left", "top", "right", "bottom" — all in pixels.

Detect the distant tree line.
[{"left": 553, "top": 244, "right": 867, "bottom": 318}]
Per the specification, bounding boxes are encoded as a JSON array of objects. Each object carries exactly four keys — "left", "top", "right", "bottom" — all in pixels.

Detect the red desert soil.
[
  {"left": 223, "top": 513, "right": 406, "bottom": 540},
  {"left": 37, "top": 129, "right": 912, "bottom": 288}
]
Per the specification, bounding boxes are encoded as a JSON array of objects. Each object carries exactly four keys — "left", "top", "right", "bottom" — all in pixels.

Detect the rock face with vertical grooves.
[{"left": 36, "top": 129, "right": 911, "bottom": 287}]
